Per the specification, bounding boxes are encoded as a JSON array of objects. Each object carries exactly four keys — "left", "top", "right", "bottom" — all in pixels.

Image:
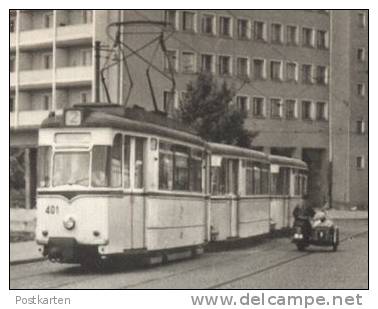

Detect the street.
[{"left": 10, "top": 220, "right": 368, "bottom": 289}]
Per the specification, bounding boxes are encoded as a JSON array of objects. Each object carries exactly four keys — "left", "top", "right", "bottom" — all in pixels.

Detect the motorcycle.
[{"left": 292, "top": 216, "right": 339, "bottom": 251}]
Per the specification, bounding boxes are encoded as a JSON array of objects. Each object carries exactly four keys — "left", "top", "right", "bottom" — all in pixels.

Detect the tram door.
[{"left": 229, "top": 159, "right": 239, "bottom": 238}]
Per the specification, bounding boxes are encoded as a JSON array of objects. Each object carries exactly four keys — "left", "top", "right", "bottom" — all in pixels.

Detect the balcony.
[
  {"left": 56, "top": 24, "right": 93, "bottom": 46},
  {"left": 18, "top": 28, "right": 54, "bottom": 50},
  {"left": 56, "top": 66, "right": 92, "bottom": 87},
  {"left": 17, "top": 69, "right": 53, "bottom": 90},
  {"left": 18, "top": 110, "right": 50, "bottom": 127},
  {"left": 10, "top": 112, "right": 16, "bottom": 127},
  {"left": 10, "top": 33, "right": 16, "bottom": 50},
  {"left": 10, "top": 73, "right": 16, "bottom": 89}
]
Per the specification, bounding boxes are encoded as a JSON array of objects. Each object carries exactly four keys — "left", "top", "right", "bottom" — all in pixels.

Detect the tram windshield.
[{"left": 52, "top": 152, "right": 90, "bottom": 187}]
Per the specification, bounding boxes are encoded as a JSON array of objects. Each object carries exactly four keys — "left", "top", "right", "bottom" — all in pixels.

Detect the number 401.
[{"left": 45, "top": 205, "right": 59, "bottom": 215}]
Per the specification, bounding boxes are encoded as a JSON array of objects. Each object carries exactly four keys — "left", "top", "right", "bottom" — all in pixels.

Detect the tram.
[{"left": 35, "top": 104, "right": 308, "bottom": 266}]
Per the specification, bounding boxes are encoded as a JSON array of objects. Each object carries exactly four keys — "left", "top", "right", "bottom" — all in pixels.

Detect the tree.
[{"left": 179, "top": 73, "right": 258, "bottom": 148}]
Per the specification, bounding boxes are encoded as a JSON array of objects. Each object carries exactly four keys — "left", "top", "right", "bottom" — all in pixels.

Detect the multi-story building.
[
  {"left": 331, "top": 10, "right": 368, "bottom": 209},
  {"left": 9, "top": 10, "right": 368, "bottom": 210}
]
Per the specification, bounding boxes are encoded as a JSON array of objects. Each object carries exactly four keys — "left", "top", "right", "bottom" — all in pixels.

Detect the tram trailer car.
[
  {"left": 35, "top": 104, "right": 308, "bottom": 266},
  {"left": 208, "top": 144, "right": 308, "bottom": 241},
  {"left": 36, "top": 105, "right": 208, "bottom": 266}
]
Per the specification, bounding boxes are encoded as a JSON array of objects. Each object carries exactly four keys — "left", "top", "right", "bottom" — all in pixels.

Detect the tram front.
[{"left": 35, "top": 110, "right": 119, "bottom": 264}]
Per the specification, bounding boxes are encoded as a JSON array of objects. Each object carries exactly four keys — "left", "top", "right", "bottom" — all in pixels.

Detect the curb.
[{"left": 10, "top": 257, "right": 46, "bottom": 266}]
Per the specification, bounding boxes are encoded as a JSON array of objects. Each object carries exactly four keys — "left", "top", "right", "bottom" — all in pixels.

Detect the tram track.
[
  {"left": 208, "top": 230, "right": 368, "bottom": 289},
  {"left": 40, "top": 236, "right": 297, "bottom": 289},
  {"left": 10, "top": 228, "right": 367, "bottom": 289}
]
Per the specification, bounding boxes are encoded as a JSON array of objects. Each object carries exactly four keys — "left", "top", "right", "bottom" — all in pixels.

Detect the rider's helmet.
[{"left": 314, "top": 211, "right": 326, "bottom": 222}]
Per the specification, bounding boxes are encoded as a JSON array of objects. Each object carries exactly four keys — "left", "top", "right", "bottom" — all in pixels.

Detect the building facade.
[{"left": 9, "top": 10, "right": 368, "bottom": 209}]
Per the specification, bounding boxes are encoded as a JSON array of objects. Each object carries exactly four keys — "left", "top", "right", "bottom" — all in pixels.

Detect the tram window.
[
  {"left": 294, "top": 171, "right": 301, "bottom": 196},
  {"left": 190, "top": 149, "right": 203, "bottom": 192},
  {"left": 123, "top": 136, "right": 131, "bottom": 188},
  {"left": 246, "top": 161, "right": 254, "bottom": 195},
  {"left": 230, "top": 160, "right": 239, "bottom": 195},
  {"left": 92, "top": 146, "right": 110, "bottom": 187},
  {"left": 211, "top": 159, "right": 227, "bottom": 195},
  {"left": 252, "top": 165, "right": 261, "bottom": 194},
  {"left": 110, "top": 134, "right": 122, "bottom": 188},
  {"left": 173, "top": 145, "right": 190, "bottom": 191},
  {"left": 270, "top": 172, "right": 278, "bottom": 195},
  {"left": 53, "top": 152, "right": 89, "bottom": 187},
  {"left": 37, "top": 146, "right": 52, "bottom": 188},
  {"left": 260, "top": 164, "right": 269, "bottom": 194},
  {"left": 135, "top": 137, "right": 145, "bottom": 189},
  {"left": 159, "top": 142, "right": 174, "bottom": 190}
]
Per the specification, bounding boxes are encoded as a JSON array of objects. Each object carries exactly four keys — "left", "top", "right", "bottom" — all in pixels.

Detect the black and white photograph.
[{"left": 9, "top": 8, "right": 369, "bottom": 295}]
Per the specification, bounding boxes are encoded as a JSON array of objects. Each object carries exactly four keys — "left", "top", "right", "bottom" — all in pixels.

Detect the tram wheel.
[
  {"left": 80, "top": 257, "right": 108, "bottom": 271},
  {"left": 296, "top": 243, "right": 307, "bottom": 251}
]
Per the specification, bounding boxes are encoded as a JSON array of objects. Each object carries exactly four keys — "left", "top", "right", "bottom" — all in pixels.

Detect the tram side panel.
[
  {"left": 105, "top": 194, "right": 145, "bottom": 254},
  {"left": 238, "top": 197, "right": 270, "bottom": 238},
  {"left": 145, "top": 195, "right": 206, "bottom": 251}
]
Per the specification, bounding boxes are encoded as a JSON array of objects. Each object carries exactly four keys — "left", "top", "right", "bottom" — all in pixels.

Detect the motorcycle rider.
[{"left": 293, "top": 196, "right": 315, "bottom": 241}]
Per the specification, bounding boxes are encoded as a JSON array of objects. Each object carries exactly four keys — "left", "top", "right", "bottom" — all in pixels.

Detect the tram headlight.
[{"left": 63, "top": 216, "right": 76, "bottom": 230}]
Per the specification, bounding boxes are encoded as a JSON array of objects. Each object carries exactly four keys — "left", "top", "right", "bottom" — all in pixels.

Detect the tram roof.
[
  {"left": 40, "top": 104, "right": 206, "bottom": 147},
  {"left": 269, "top": 155, "right": 308, "bottom": 170},
  {"left": 208, "top": 142, "right": 269, "bottom": 162}
]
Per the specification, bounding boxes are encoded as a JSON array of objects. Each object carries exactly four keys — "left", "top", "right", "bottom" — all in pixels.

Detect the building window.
[
  {"left": 201, "top": 54, "right": 214, "bottom": 73},
  {"left": 10, "top": 16, "right": 16, "bottom": 33},
  {"left": 236, "top": 96, "right": 249, "bottom": 113},
  {"left": 270, "top": 98, "right": 283, "bottom": 118},
  {"left": 43, "top": 12, "right": 53, "bottom": 28},
  {"left": 82, "top": 10, "right": 93, "bottom": 24},
  {"left": 357, "top": 83, "right": 366, "bottom": 96},
  {"left": 43, "top": 94, "right": 51, "bottom": 110},
  {"left": 236, "top": 57, "right": 249, "bottom": 77},
  {"left": 237, "top": 18, "right": 249, "bottom": 39},
  {"left": 302, "top": 28, "right": 314, "bottom": 47},
  {"left": 182, "top": 11, "right": 196, "bottom": 32},
  {"left": 201, "top": 14, "right": 215, "bottom": 35},
  {"left": 80, "top": 92, "right": 91, "bottom": 103},
  {"left": 81, "top": 49, "right": 92, "bottom": 66},
  {"left": 271, "top": 23, "right": 283, "bottom": 44},
  {"left": 357, "top": 120, "right": 366, "bottom": 134},
  {"left": 218, "top": 55, "right": 231, "bottom": 75},
  {"left": 164, "top": 50, "right": 178, "bottom": 72},
  {"left": 182, "top": 51, "right": 196, "bottom": 73},
  {"left": 356, "top": 156, "right": 365, "bottom": 169},
  {"left": 357, "top": 48, "right": 366, "bottom": 62},
  {"left": 302, "top": 64, "right": 313, "bottom": 84},
  {"left": 316, "top": 102, "right": 327, "bottom": 120},
  {"left": 286, "top": 25, "right": 298, "bottom": 45},
  {"left": 253, "top": 59, "right": 266, "bottom": 80},
  {"left": 163, "top": 91, "right": 176, "bottom": 112},
  {"left": 358, "top": 12, "right": 366, "bottom": 28},
  {"left": 252, "top": 97, "right": 265, "bottom": 117},
  {"left": 164, "top": 10, "right": 177, "bottom": 29},
  {"left": 285, "top": 99, "right": 297, "bottom": 119},
  {"left": 10, "top": 55, "right": 16, "bottom": 72},
  {"left": 302, "top": 100, "right": 312, "bottom": 120},
  {"left": 286, "top": 62, "right": 298, "bottom": 82},
  {"left": 254, "top": 21, "right": 266, "bottom": 42},
  {"left": 219, "top": 16, "right": 232, "bottom": 37},
  {"left": 10, "top": 96, "right": 15, "bottom": 112},
  {"left": 270, "top": 61, "right": 282, "bottom": 81},
  {"left": 316, "top": 66, "right": 328, "bottom": 85},
  {"left": 316, "top": 30, "right": 328, "bottom": 49},
  {"left": 42, "top": 53, "right": 53, "bottom": 69}
]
